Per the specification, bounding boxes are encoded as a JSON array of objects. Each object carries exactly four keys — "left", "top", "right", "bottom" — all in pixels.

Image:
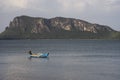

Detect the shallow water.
[{"left": 0, "top": 40, "right": 120, "bottom": 80}]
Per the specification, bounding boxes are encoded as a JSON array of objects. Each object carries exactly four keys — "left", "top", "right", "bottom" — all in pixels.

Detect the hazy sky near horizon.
[{"left": 0, "top": 0, "right": 120, "bottom": 32}]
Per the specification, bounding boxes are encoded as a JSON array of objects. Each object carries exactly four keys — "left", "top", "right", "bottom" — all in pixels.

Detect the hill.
[{"left": 0, "top": 15, "right": 119, "bottom": 39}]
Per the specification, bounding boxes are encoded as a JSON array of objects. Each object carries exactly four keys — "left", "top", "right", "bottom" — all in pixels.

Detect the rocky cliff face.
[{"left": 6, "top": 15, "right": 114, "bottom": 34}]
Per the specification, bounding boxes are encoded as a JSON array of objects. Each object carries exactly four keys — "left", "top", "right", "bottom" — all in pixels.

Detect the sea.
[{"left": 0, "top": 39, "right": 120, "bottom": 80}]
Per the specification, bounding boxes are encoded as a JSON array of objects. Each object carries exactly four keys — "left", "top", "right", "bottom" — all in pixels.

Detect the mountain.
[{"left": 0, "top": 15, "right": 119, "bottom": 39}]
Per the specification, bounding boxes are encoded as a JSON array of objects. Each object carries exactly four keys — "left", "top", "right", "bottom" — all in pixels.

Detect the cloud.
[
  {"left": 0, "top": 0, "right": 27, "bottom": 12},
  {"left": 57, "top": 0, "right": 86, "bottom": 12},
  {"left": 91, "top": 0, "right": 120, "bottom": 12},
  {"left": 27, "top": 0, "right": 61, "bottom": 12},
  {"left": 1, "top": 0, "right": 120, "bottom": 13}
]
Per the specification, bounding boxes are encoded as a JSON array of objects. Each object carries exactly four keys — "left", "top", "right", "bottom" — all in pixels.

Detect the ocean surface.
[{"left": 0, "top": 39, "right": 120, "bottom": 80}]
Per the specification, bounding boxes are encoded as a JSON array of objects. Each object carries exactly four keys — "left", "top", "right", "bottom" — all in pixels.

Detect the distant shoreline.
[{"left": 0, "top": 38, "right": 119, "bottom": 40}]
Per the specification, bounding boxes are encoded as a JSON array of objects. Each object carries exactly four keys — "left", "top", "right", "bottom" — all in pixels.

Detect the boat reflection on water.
[{"left": 28, "top": 56, "right": 49, "bottom": 62}]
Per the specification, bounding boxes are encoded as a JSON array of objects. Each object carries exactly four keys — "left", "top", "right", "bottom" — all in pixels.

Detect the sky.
[{"left": 0, "top": 0, "right": 120, "bottom": 32}]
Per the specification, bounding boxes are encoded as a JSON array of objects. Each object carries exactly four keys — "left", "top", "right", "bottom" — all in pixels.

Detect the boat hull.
[{"left": 30, "top": 53, "right": 49, "bottom": 58}]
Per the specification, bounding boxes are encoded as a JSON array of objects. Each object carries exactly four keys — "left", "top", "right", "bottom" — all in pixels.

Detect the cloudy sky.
[{"left": 0, "top": 0, "right": 120, "bottom": 32}]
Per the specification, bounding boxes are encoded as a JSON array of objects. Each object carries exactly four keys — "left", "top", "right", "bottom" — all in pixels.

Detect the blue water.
[{"left": 0, "top": 40, "right": 120, "bottom": 80}]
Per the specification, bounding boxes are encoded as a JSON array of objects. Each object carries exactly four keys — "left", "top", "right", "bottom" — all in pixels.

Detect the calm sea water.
[{"left": 0, "top": 40, "right": 120, "bottom": 80}]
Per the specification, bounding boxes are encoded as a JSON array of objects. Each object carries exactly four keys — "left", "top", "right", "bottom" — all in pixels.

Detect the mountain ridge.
[{"left": 0, "top": 15, "right": 119, "bottom": 39}]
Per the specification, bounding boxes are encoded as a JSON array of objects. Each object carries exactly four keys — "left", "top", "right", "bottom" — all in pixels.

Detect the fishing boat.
[{"left": 28, "top": 51, "right": 49, "bottom": 58}]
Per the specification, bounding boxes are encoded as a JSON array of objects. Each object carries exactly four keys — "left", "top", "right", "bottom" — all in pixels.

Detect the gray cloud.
[{"left": 0, "top": 0, "right": 120, "bottom": 32}]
